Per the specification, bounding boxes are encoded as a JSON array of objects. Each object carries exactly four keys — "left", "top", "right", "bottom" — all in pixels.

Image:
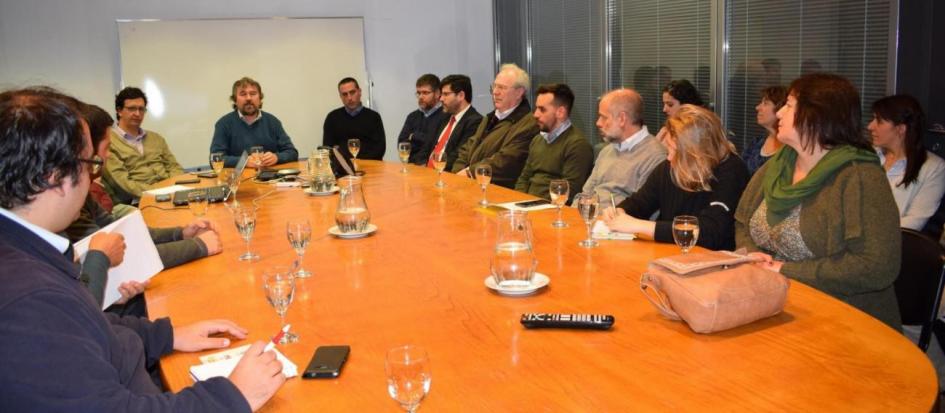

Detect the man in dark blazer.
[
  {"left": 0, "top": 87, "right": 284, "bottom": 412},
  {"left": 419, "top": 74, "right": 483, "bottom": 172}
]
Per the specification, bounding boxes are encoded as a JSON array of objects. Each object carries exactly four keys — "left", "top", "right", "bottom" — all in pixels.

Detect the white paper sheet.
[
  {"left": 143, "top": 185, "right": 192, "bottom": 196},
  {"left": 592, "top": 220, "right": 636, "bottom": 240},
  {"left": 190, "top": 344, "right": 298, "bottom": 381},
  {"left": 73, "top": 210, "right": 165, "bottom": 309}
]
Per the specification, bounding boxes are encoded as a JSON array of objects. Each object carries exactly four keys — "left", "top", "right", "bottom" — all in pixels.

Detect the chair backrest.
[{"left": 894, "top": 228, "right": 945, "bottom": 327}]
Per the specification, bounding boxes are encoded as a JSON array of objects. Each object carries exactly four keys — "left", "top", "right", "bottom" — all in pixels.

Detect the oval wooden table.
[{"left": 143, "top": 161, "right": 937, "bottom": 412}]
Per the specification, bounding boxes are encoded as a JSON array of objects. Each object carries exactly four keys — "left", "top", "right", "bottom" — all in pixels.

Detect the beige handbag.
[{"left": 640, "top": 250, "right": 790, "bottom": 333}]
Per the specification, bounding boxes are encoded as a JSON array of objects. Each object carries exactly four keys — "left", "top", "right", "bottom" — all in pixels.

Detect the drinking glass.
[
  {"left": 187, "top": 189, "right": 208, "bottom": 217},
  {"left": 263, "top": 267, "right": 299, "bottom": 344},
  {"left": 490, "top": 210, "right": 537, "bottom": 288},
  {"left": 398, "top": 142, "right": 411, "bottom": 173},
  {"left": 672, "top": 215, "right": 700, "bottom": 254},
  {"left": 224, "top": 169, "right": 240, "bottom": 204},
  {"left": 386, "top": 345, "right": 431, "bottom": 413},
  {"left": 474, "top": 163, "right": 492, "bottom": 206},
  {"left": 574, "top": 192, "right": 600, "bottom": 248},
  {"left": 549, "top": 179, "right": 569, "bottom": 228},
  {"left": 250, "top": 145, "right": 265, "bottom": 178},
  {"left": 348, "top": 138, "right": 361, "bottom": 172},
  {"left": 432, "top": 150, "right": 446, "bottom": 188},
  {"left": 286, "top": 219, "right": 312, "bottom": 278},
  {"left": 210, "top": 152, "right": 225, "bottom": 176},
  {"left": 233, "top": 206, "right": 259, "bottom": 261}
]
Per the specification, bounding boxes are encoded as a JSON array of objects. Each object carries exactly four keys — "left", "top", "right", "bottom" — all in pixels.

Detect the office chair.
[{"left": 894, "top": 228, "right": 945, "bottom": 352}]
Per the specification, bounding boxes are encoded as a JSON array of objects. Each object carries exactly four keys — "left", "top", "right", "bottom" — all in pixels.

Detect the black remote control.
[{"left": 520, "top": 313, "right": 615, "bottom": 330}]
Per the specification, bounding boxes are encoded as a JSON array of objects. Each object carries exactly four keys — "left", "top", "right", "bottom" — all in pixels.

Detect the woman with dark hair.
[
  {"left": 656, "top": 79, "right": 705, "bottom": 143},
  {"left": 734, "top": 73, "right": 902, "bottom": 329},
  {"left": 741, "top": 86, "right": 788, "bottom": 174},
  {"left": 869, "top": 95, "right": 945, "bottom": 230},
  {"left": 603, "top": 105, "right": 749, "bottom": 250}
]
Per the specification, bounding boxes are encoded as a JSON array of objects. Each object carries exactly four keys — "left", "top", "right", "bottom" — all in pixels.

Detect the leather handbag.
[{"left": 640, "top": 250, "right": 790, "bottom": 334}]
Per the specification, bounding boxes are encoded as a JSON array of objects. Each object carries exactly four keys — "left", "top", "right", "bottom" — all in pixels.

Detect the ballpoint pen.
[
  {"left": 610, "top": 193, "right": 616, "bottom": 211},
  {"left": 264, "top": 324, "right": 291, "bottom": 352}
]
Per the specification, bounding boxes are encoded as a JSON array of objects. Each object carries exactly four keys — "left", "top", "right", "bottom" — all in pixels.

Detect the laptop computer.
[{"left": 173, "top": 151, "right": 249, "bottom": 206}]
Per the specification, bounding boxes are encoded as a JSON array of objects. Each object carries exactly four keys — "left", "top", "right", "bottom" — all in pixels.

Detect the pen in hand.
[{"left": 264, "top": 324, "right": 291, "bottom": 352}]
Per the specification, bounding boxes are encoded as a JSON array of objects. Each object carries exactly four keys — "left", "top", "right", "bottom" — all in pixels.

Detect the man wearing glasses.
[
  {"left": 323, "top": 77, "right": 386, "bottom": 160},
  {"left": 452, "top": 63, "right": 538, "bottom": 188},
  {"left": 102, "top": 87, "right": 184, "bottom": 205},
  {"left": 0, "top": 87, "right": 285, "bottom": 411},
  {"left": 397, "top": 74, "right": 448, "bottom": 164},
  {"left": 418, "top": 74, "right": 483, "bottom": 172}
]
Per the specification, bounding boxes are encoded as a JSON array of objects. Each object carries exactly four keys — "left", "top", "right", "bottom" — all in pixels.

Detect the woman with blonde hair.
[
  {"left": 734, "top": 73, "right": 901, "bottom": 329},
  {"left": 603, "top": 104, "right": 750, "bottom": 250}
]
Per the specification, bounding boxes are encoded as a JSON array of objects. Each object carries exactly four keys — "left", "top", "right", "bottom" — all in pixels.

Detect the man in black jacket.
[
  {"left": 323, "top": 77, "right": 386, "bottom": 160},
  {"left": 420, "top": 74, "right": 483, "bottom": 172},
  {"left": 0, "top": 87, "right": 284, "bottom": 412}
]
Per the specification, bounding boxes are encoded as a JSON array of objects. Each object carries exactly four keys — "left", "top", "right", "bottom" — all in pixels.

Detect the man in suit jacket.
[
  {"left": 452, "top": 63, "right": 539, "bottom": 188},
  {"left": 0, "top": 87, "right": 284, "bottom": 412},
  {"left": 419, "top": 74, "right": 483, "bottom": 171}
]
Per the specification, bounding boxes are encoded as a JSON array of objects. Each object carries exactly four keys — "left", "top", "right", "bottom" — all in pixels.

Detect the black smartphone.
[
  {"left": 515, "top": 199, "right": 550, "bottom": 208},
  {"left": 196, "top": 171, "right": 217, "bottom": 179},
  {"left": 154, "top": 194, "right": 171, "bottom": 202},
  {"left": 175, "top": 178, "right": 201, "bottom": 185},
  {"left": 302, "top": 345, "right": 350, "bottom": 379}
]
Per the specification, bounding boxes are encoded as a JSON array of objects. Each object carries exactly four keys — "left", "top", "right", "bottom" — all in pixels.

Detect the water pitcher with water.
[
  {"left": 335, "top": 175, "right": 371, "bottom": 233},
  {"left": 490, "top": 210, "right": 537, "bottom": 288}
]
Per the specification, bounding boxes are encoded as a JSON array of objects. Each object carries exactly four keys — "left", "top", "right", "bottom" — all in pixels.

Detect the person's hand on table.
[
  {"left": 748, "top": 251, "right": 784, "bottom": 272},
  {"left": 602, "top": 207, "right": 637, "bottom": 233},
  {"left": 115, "top": 280, "right": 149, "bottom": 304},
  {"left": 196, "top": 230, "right": 223, "bottom": 255},
  {"left": 88, "top": 232, "right": 126, "bottom": 267},
  {"left": 229, "top": 341, "right": 286, "bottom": 412},
  {"left": 182, "top": 218, "right": 218, "bottom": 239},
  {"left": 173, "top": 319, "right": 248, "bottom": 352},
  {"left": 260, "top": 152, "right": 278, "bottom": 167}
]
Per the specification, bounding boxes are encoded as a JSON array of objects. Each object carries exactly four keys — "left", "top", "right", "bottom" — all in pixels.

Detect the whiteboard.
[{"left": 118, "top": 18, "right": 369, "bottom": 168}]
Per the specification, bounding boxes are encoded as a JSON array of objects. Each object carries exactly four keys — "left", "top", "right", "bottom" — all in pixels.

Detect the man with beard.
[
  {"left": 514, "top": 83, "right": 593, "bottom": 203},
  {"left": 452, "top": 63, "right": 538, "bottom": 188},
  {"left": 579, "top": 88, "right": 666, "bottom": 204},
  {"left": 397, "top": 74, "right": 448, "bottom": 164},
  {"left": 323, "top": 77, "right": 386, "bottom": 160},
  {"left": 419, "top": 74, "right": 483, "bottom": 172},
  {"left": 103, "top": 87, "right": 184, "bottom": 205},
  {"left": 210, "top": 77, "right": 299, "bottom": 168}
]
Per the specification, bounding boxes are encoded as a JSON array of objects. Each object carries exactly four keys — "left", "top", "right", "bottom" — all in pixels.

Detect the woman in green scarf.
[{"left": 734, "top": 73, "right": 902, "bottom": 330}]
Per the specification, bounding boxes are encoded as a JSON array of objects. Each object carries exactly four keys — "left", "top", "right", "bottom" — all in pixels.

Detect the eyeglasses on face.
[
  {"left": 78, "top": 155, "right": 104, "bottom": 175},
  {"left": 122, "top": 106, "right": 147, "bottom": 114}
]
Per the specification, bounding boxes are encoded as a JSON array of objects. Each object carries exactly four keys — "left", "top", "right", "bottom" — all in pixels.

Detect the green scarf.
[{"left": 761, "top": 145, "right": 879, "bottom": 225}]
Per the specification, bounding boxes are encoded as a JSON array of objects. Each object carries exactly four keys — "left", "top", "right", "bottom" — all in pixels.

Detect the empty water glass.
[{"left": 386, "top": 345, "right": 431, "bottom": 413}]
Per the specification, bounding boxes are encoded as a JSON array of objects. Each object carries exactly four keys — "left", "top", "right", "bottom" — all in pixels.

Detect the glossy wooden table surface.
[{"left": 143, "top": 161, "right": 937, "bottom": 412}]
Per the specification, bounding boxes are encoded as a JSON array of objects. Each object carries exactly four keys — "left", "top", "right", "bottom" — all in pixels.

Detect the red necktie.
[{"left": 428, "top": 116, "right": 457, "bottom": 168}]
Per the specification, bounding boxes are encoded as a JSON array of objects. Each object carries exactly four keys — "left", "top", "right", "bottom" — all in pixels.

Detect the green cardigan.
[
  {"left": 735, "top": 160, "right": 902, "bottom": 329},
  {"left": 514, "top": 125, "right": 594, "bottom": 203},
  {"left": 103, "top": 129, "right": 184, "bottom": 204}
]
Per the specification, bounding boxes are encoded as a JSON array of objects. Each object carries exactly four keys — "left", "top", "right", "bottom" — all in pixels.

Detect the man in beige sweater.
[{"left": 103, "top": 87, "right": 184, "bottom": 205}]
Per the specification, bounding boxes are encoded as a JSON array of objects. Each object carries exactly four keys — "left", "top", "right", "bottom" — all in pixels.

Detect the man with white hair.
[{"left": 452, "top": 63, "right": 539, "bottom": 188}]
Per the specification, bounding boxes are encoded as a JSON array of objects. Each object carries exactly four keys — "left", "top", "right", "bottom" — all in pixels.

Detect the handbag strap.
[{"left": 639, "top": 273, "right": 681, "bottom": 321}]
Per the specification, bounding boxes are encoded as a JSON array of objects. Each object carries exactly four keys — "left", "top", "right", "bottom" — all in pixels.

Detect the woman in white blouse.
[{"left": 869, "top": 94, "right": 945, "bottom": 230}]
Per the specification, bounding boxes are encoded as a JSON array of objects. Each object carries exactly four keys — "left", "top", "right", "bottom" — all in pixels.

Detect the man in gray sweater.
[{"left": 580, "top": 88, "right": 666, "bottom": 204}]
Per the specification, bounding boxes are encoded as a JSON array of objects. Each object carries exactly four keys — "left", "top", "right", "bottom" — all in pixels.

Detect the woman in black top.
[{"left": 603, "top": 105, "right": 749, "bottom": 250}]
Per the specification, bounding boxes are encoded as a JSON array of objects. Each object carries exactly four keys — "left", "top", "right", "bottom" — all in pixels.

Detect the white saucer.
[
  {"left": 328, "top": 224, "right": 378, "bottom": 239},
  {"left": 304, "top": 186, "right": 340, "bottom": 196},
  {"left": 484, "top": 273, "right": 550, "bottom": 296}
]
